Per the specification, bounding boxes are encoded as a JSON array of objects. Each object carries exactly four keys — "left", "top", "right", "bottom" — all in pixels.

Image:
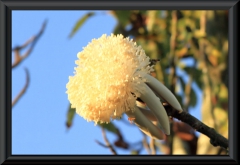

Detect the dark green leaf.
[
  {"left": 189, "top": 88, "right": 197, "bottom": 107},
  {"left": 68, "top": 12, "right": 95, "bottom": 38},
  {"left": 113, "top": 23, "right": 122, "bottom": 34},
  {"left": 183, "top": 66, "right": 203, "bottom": 89},
  {"left": 113, "top": 11, "right": 131, "bottom": 27},
  {"left": 98, "top": 122, "right": 118, "bottom": 134},
  {"left": 178, "top": 76, "right": 186, "bottom": 92},
  {"left": 191, "top": 37, "right": 199, "bottom": 49},
  {"left": 66, "top": 104, "right": 76, "bottom": 128},
  {"left": 175, "top": 94, "right": 183, "bottom": 106},
  {"left": 186, "top": 26, "right": 192, "bottom": 32},
  {"left": 112, "top": 23, "right": 128, "bottom": 36}
]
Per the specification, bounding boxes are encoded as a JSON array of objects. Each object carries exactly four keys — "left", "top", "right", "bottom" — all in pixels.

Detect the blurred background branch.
[
  {"left": 12, "top": 20, "right": 47, "bottom": 108},
  {"left": 12, "top": 68, "right": 29, "bottom": 107},
  {"left": 12, "top": 20, "right": 47, "bottom": 69},
  {"left": 95, "top": 128, "right": 117, "bottom": 155}
]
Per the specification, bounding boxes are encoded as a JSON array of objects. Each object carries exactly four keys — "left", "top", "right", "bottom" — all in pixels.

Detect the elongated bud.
[
  {"left": 139, "top": 83, "right": 170, "bottom": 135},
  {"left": 145, "top": 74, "right": 183, "bottom": 112},
  {"left": 126, "top": 107, "right": 165, "bottom": 140}
]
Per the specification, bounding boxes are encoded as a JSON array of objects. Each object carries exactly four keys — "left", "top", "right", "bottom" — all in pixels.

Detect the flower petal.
[
  {"left": 136, "top": 101, "right": 157, "bottom": 121},
  {"left": 145, "top": 74, "right": 183, "bottom": 112},
  {"left": 125, "top": 107, "right": 165, "bottom": 140},
  {"left": 139, "top": 83, "right": 170, "bottom": 135}
]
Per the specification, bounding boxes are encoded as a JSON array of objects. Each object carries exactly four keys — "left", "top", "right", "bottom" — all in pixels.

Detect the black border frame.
[{"left": 0, "top": 0, "right": 239, "bottom": 164}]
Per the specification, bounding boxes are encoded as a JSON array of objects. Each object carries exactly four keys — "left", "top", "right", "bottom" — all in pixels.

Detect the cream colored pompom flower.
[{"left": 66, "top": 34, "right": 182, "bottom": 139}]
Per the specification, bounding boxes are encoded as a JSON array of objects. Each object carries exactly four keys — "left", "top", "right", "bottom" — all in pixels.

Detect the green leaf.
[
  {"left": 98, "top": 122, "right": 118, "bottom": 134},
  {"left": 189, "top": 88, "right": 197, "bottom": 107},
  {"left": 183, "top": 66, "right": 203, "bottom": 89},
  {"left": 113, "top": 11, "right": 131, "bottom": 27},
  {"left": 178, "top": 77, "right": 185, "bottom": 91},
  {"left": 175, "top": 94, "right": 183, "bottom": 106},
  {"left": 130, "top": 150, "right": 139, "bottom": 155},
  {"left": 66, "top": 104, "right": 76, "bottom": 128},
  {"left": 191, "top": 37, "right": 199, "bottom": 49},
  {"left": 68, "top": 12, "right": 95, "bottom": 38},
  {"left": 112, "top": 23, "right": 125, "bottom": 35}
]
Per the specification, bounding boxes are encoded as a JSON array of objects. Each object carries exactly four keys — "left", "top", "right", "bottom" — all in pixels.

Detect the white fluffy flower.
[
  {"left": 66, "top": 34, "right": 183, "bottom": 138},
  {"left": 66, "top": 34, "right": 153, "bottom": 124}
]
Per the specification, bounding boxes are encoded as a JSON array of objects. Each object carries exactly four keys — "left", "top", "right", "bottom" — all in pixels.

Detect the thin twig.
[
  {"left": 12, "top": 68, "right": 30, "bottom": 107},
  {"left": 99, "top": 127, "right": 117, "bottom": 155},
  {"left": 12, "top": 20, "right": 47, "bottom": 68},
  {"left": 142, "top": 134, "right": 151, "bottom": 154},
  {"left": 163, "top": 104, "right": 228, "bottom": 150},
  {"left": 95, "top": 140, "right": 109, "bottom": 148},
  {"left": 150, "top": 138, "right": 156, "bottom": 155}
]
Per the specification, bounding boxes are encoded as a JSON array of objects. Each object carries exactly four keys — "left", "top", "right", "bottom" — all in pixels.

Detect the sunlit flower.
[
  {"left": 66, "top": 34, "right": 183, "bottom": 138},
  {"left": 66, "top": 34, "right": 153, "bottom": 123}
]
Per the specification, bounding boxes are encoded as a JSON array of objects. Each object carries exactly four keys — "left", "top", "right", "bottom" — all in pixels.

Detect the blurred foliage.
[
  {"left": 67, "top": 10, "right": 228, "bottom": 155},
  {"left": 66, "top": 105, "right": 76, "bottom": 128},
  {"left": 98, "top": 122, "right": 118, "bottom": 134},
  {"left": 68, "top": 12, "right": 95, "bottom": 38}
]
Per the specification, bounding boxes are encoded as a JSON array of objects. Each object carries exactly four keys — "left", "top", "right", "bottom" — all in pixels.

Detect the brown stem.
[
  {"left": 12, "top": 20, "right": 47, "bottom": 68},
  {"left": 95, "top": 140, "right": 110, "bottom": 149},
  {"left": 142, "top": 134, "right": 151, "bottom": 154},
  {"left": 164, "top": 104, "right": 228, "bottom": 150},
  {"left": 12, "top": 68, "right": 30, "bottom": 107},
  {"left": 150, "top": 138, "right": 156, "bottom": 155},
  {"left": 97, "top": 128, "right": 117, "bottom": 155}
]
